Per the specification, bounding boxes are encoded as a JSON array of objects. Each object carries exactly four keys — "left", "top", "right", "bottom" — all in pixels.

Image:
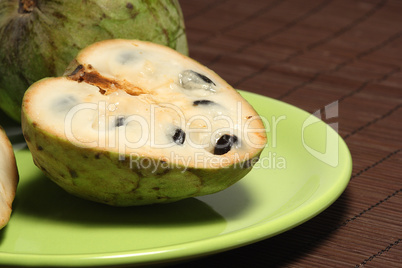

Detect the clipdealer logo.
[
  {"left": 63, "top": 101, "right": 267, "bottom": 160},
  {"left": 302, "top": 101, "right": 339, "bottom": 167},
  {"left": 62, "top": 99, "right": 340, "bottom": 169}
]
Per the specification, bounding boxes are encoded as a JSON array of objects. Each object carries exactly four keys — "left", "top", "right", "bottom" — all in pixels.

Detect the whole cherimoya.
[
  {"left": 22, "top": 39, "right": 267, "bottom": 206},
  {"left": 0, "top": 0, "right": 188, "bottom": 121}
]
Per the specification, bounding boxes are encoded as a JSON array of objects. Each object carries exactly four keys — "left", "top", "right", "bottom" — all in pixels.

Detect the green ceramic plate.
[{"left": 0, "top": 91, "right": 352, "bottom": 267}]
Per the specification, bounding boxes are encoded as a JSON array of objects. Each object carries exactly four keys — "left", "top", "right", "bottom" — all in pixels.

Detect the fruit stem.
[{"left": 18, "top": 0, "right": 36, "bottom": 14}]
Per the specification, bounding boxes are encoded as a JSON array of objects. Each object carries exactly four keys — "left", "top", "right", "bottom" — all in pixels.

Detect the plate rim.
[{"left": 0, "top": 91, "right": 353, "bottom": 267}]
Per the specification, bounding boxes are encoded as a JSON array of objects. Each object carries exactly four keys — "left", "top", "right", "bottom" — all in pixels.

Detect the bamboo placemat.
[{"left": 175, "top": 0, "right": 402, "bottom": 267}]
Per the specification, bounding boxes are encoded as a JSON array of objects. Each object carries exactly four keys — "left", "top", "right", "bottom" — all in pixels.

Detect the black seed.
[
  {"left": 172, "top": 128, "right": 186, "bottom": 145},
  {"left": 126, "top": 2, "right": 133, "bottom": 9},
  {"left": 69, "top": 64, "right": 84, "bottom": 76},
  {"left": 115, "top": 116, "right": 125, "bottom": 127},
  {"left": 37, "top": 145, "right": 43, "bottom": 151},
  {"left": 213, "top": 135, "right": 238, "bottom": 155},
  {"left": 193, "top": 100, "right": 215, "bottom": 106},
  {"left": 179, "top": 70, "right": 216, "bottom": 90},
  {"left": 195, "top": 72, "right": 216, "bottom": 86}
]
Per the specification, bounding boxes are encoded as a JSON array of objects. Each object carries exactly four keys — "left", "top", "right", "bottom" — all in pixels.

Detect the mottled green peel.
[
  {"left": 0, "top": 0, "right": 188, "bottom": 121},
  {"left": 22, "top": 121, "right": 256, "bottom": 206}
]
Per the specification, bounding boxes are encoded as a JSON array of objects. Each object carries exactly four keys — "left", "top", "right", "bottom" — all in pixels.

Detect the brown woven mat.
[{"left": 174, "top": 0, "right": 402, "bottom": 267}]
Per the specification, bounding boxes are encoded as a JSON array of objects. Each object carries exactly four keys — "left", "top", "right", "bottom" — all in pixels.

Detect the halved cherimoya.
[{"left": 22, "top": 39, "right": 267, "bottom": 206}]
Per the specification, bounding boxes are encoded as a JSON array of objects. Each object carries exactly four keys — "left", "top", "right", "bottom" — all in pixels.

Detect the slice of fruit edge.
[{"left": 0, "top": 127, "right": 19, "bottom": 229}]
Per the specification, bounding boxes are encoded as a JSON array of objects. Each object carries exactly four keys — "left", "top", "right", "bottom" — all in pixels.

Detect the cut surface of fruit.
[
  {"left": 0, "top": 127, "right": 19, "bottom": 229},
  {"left": 22, "top": 39, "right": 267, "bottom": 206}
]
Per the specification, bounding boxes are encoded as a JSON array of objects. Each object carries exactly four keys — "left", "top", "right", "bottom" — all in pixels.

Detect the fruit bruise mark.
[
  {"left": 243, "top": 156, "right": 260, "bottom": 169},
  {"left": 52, "top": 11, "right": 66, "bottom": 20},
  {"left": 68, "top": 169, "right": 78, "bottom": 179},
  {"left": 67, "top": 64, "right": 147, "bottom": 96},
  {"left": 39, "top": 165, "right": 48, "bottom": 174},
  {"left": 23, "top": 132, "right": 30, "bottom": 142},
  {"left": 18, "top": 0, "right": 36, "bottom": 14}
]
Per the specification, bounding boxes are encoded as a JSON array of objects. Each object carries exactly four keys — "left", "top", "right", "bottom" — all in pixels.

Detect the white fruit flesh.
[
  {"left": 24, "top": 40, "right": 266, "bottom": 168},
  {"left": 0, "top": 128, "right": 18, "bottom": 229}
]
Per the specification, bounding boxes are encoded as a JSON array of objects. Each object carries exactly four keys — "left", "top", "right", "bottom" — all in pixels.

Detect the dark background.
[{"left": 173, "top": 0, "right": 402, "bottom": 267}]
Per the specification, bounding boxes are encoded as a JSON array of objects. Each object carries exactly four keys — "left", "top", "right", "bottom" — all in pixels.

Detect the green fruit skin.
[
  {"left": 22, "top": 108, "right": 260, "bottom": 206},
  {"left": 0, "top": 0, "right": 188, "bottom": 121}
]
